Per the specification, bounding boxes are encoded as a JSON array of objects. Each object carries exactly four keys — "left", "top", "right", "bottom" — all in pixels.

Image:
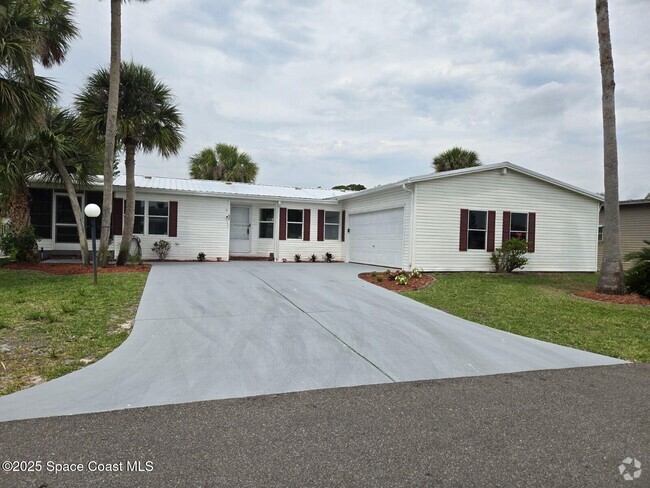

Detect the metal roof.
[
  {"left": 111, "top": 175, "right": 348, "bottom": 201},
  {"left": 335, "top": 162, "right": 605, "bottom": 202}
]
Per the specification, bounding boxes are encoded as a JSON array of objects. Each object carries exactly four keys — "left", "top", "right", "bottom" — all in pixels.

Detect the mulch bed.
[
  {"left": 573, "top": 290, "right": 650, "bottom": 306},
  {"left": 4, "top": 262, "right": 151, "bottom": 275},
  {"left": 359, "top": 272, "right": 435, "bottom": 292}
]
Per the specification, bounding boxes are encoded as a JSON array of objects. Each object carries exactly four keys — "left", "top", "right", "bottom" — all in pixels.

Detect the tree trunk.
[
  {"left": 6, "top": 191, "right": 31, "bottom": 235},
  {"left": 98, "top": 0, "right": 122, "bottom": 266},
  {"left": 595, "top": 0, "right": 626, "bottom": 295},
  {"left": 52, "top": 155, "right": 90, "bottom": 265},
  {"left": 116, "top": 143, "right": 135, "bottom": 265}
]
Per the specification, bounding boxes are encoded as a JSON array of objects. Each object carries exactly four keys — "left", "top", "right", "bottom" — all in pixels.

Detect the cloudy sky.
[{"left": 44, "top": 0, "right": 649, "bottom": 198}]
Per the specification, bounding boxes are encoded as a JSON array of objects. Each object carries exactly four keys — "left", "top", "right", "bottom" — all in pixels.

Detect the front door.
[{"left": 230, "top": 206, "right": 251, "bottom": 253}]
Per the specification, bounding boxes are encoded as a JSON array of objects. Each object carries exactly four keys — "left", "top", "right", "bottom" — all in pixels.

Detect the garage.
[{"left": 348, "top": 207, "right": 405, "bottom": 268}]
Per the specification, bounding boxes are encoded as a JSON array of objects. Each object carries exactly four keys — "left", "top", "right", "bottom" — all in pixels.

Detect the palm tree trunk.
[
  {"left": 595, "top": 0, "right": 626, "bottom": 295},
  {"left": 51, "top": 155, "right": 90, "bottom": 265},
  {"left": 116, "top": 143, "right": 135, "bottom": 265},
  {"left": 6, "top": 191, "right": 31, "bottom": 236},
  {"left": 98, "top": 0, "right": 122, "bottom": 266}
]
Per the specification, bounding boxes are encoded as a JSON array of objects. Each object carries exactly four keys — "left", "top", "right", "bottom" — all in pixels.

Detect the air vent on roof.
[
  {"left": 225, "top": 182, "right": 233, "bottom": 185},
  {"left": 143, "top": 176, "right": 152, "bottom": 179},
  {"left": 294, "top": 187, "right": 302, "bottom": 190}
]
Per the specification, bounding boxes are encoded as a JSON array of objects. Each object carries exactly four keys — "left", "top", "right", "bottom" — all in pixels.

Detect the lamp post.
[{"left": 84, "top": 204, "right": 101, "bottom": 285}]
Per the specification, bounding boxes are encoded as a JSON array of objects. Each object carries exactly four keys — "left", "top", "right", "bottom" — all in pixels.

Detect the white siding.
[
  {"left": 342, "top": 186, "right": 412, "bottom": 269},
  {"left": 113, "top": 191, "right": 229, "bottom": 261},
  {"left": 228, "top": 201, "right": 276, "bottom": 258},
  {"left": 276, "top": 203, "right": 345, "bottom": 262},
  {"left": 412, "top": 169, "right": 600, "bottom": 272}
]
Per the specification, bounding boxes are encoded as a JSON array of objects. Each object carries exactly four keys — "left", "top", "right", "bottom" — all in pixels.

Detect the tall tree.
[
  {"left": 189, "top": 144, "right": 258, "bottom": 183},
  {"left": 76, "top": 61, "right": 184, "bottom": 265},
  {"left": 432, "top": 147, "right": 481, "bottom": 173},
  {"left": 595, "top": 0, "right": 626, "bottom": 295}
]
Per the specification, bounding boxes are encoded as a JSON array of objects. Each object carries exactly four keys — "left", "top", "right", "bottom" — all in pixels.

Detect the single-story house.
[
  {"left": 598, "top": 198, "right": 650, "bottom": 269},
  {"left": 28, "top": 161, "right": 604, "bottom": 271}
]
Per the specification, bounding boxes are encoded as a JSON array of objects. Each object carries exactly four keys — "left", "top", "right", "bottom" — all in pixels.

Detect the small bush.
[
  {"left": 625, "top": 239, "right": 650, "bottom": 297},
  {"left": 410, "top": 267, "right": 423, "bottom": 278},
  {"left": 0, "top": 227, "right": 39, "bottom": 263},
  {"left": 294, "top": 254, "right": 302, "bottom": 262},
  {"left": 127, "top": 254, "right": 143, "bottom": 266},
  {"left": 376, "top": 276, "right": 383, "bottom": 283},
  {"left": 197, "top": 252, "right": 206, "bottom": 262},
  {"left": 310, "top": 254, "right": 317, "bottom": 262},
  {"left": 151, "top": 239, "right": 171, "bottom": 260},
  {"left": 395, "top": 274, "right": 410, "bottom": 285},
  {"left": 324, "top": 252, "right": 334, "bottom": 263},
  {"left": 490, "top": 238, "right": 529, "bottom": 273},
  {"left": 371, "top": 271, "right": 378, "bottom": 279}
]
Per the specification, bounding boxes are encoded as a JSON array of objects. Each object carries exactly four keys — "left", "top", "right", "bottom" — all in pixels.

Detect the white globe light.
[{"left": 84, "top": 203, "right": 101, "bottom": 218}]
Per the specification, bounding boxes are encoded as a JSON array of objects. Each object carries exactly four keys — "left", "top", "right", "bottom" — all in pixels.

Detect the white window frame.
[
  {"left": 286, "top": 209, "right": 304, "bottom": 240},
  {"left": 259, "top": 208, "right": 274, "bottom": 239},
  {"left": 123, "top": 199, "right": 168, "bottom": 236},
  {"left": 467, "top": 210, "right": 487, "bottom": 250},
  {"left": 509, "top": 212, "right": 529, "bottom": 242},
  {"left": 324, "top": 211, "right": 340, "bottom": 240}
]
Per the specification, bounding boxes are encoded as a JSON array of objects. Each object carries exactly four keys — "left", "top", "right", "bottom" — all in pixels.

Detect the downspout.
[
  {"left": 402, "top": 182, "right": 415, "bottom": 271},
  {"left": 275, "top": 200, "right": 281, "bottom": 262}
]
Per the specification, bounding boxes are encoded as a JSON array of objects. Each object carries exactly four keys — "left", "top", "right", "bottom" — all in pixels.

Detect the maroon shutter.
[
  {"left": 459, "top": 209, "right": 469, "bottom": 251},
  {"left": 341, "top": 211, "right": 346, "bottom": 242},
  {"left": 169, "top": 201, "right": 178, "bottom": 237},
  {"left": 528, "top": 213, "right": 536, "bottom": 252},
  {"left": 112, "top": 198, "right": 123, "bottom": 235},
  {"left": 486, "top": 210, "right": 496, "bottom": 252},
  {"left": 502, "top": 211, "right": 511, "bottom": 244},
  {"left": 303, "top": 209, "right": 311, "bottom": 241},
  {"left": 279, "top": 208, "right": 287, "bottom": 240},
  {"left": 317, "top": 209, "right": 325, "bottom": 241}
]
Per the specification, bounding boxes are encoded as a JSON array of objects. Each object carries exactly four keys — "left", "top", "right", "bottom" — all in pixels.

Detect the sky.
[{"left": 43, "top": 0, "right": 649, "bottom": 198}]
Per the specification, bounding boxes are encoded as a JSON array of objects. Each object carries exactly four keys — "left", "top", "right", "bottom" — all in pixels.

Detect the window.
[
  {"left": 259, "top": 208, "right": 274, "bottom": 238},
  {"left": 510, "top": 212, "right": 528, "bottom": 241},
  {"left": 123, "top": 200, "right": 146, "bottom": 234},
  {"left": 467, "top": 210, "right": 487, "bottom": 249},
  {"left": 55, "top": 194, "right": 82, "bottom": 243},
  {"left": 598, "top": 225, "right": 603, "bottom": 242},
  {"left": 287, "top": 209, "right": 303, "bottom": 239},
  {"left": 148, "top": 201, "right": 169, "bottom": 235},
  {"left": 325, "top": 211, "right": 340, "bottom": 240}
]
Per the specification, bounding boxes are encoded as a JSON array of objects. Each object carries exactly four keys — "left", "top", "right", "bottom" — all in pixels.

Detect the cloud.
[{"left": 41, "top": 0, "right": 650, "bottom": 197}]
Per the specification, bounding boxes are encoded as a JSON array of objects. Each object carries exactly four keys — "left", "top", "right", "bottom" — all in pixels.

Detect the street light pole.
[{"left": 84, "top": 204, "right": 101, "bottom": 285}]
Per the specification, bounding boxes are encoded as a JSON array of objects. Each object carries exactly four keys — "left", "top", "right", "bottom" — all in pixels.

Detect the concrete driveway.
[{"left": 0, "top": 262, "right": 623, "bottom": 422}]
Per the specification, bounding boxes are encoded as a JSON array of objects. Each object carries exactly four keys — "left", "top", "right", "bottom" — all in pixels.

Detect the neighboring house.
[
  {"left": 27, "top": 162, "right": 603, "bottom": 271},
  {"left": 598, "top": 198, "right": 650, "bottom": 269}
]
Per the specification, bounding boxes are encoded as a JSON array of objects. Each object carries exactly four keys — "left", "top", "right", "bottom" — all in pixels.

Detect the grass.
[
  {"left": 404, "top": 273, "right": 649, "bottom": 363},
  {"left": 0, "top": 268, "right": 149, "bottom": 395}
]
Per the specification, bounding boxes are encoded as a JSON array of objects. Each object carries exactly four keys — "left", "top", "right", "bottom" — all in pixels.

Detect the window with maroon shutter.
[
  {"left": 303, "top": 209, "right": 311, "bottom": 241},
  {"left": 286, "top": 209, "right": 303, "bottom": 239},
  {"left": 169, "top": 201, "right": 178, "bottom": 237},
  {"left": 112, "top": 198, "right": 123, "bottom": 235},
  {"left": 502, "top": 211, "right": 511, "bottom": 244},
  {"left": 341, "top": 211, "right": 346, "bottom": 242},
  {"left": 279, "top": 208, "right": 287, "bottom": 240},
  {"left": 486, "top": 211, "right": 496, "bottom": 252},
  {"left": 317, "top": 209, "right": 325, "bottom": 241},
  {"left": 459, "top": 209, "right": 469, "bottom": 251},
  {"left": 527, "top": 213, "right": 536, "bottom": 252}
]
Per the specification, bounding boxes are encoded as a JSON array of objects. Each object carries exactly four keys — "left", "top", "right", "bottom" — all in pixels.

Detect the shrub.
[
  {"left": 490, "top": 238, "right": 529, "bottom": 273},
  {"left": 310, "top": 254, "right": 317, "bottom": 262},
  {"left": 151, "top": 239, "right": 171, "bottom": 260},
  {"left": 127, "top": 254, "right": 143, "bottom": 266},
  {"left": 410, "top": 267, "right": 423, "bottom": 278},
  {"left": 0, "top": 227, "right": 39, "bottom": 262},
  {"left": 197, "top": 252, "right": 206, "bottom": 262},
  {"left": 395, "top": 274, "right": 410, "bottom": 285},
  {"left": 376, "top": 276, "right": 383, "bottom": 282},
  {"left": 294, "top": 254, "right": 302, "bottom": 262},
  {"left": 324, "top": 252, "right": 334, "bottom": 263},
  {"left": 371, "top": 271, "right": 378, "bottom": 279},
  {"left": 625, "top": 240, "right": 650, "bottom": 297}
]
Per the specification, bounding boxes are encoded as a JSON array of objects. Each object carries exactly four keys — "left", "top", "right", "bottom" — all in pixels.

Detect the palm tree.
[
  {"left": 76, "top": 61, "right": 184, "bottom": 265},
  {"left": 189, "top": 144, "right": 259, "bottom": 183},
  {"left": 432, "top": 147, "right": 481, "bottom": 173},
  {"left": 595, "top": 0, "right": 626, "bottom": 295}
]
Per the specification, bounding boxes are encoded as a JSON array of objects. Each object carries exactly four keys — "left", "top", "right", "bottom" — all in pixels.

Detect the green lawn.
[
  {"left": 0, "top": 269, "right": 149, "bottom": 395},
  {"left": 404, "top": 273, "right": 649, "bottom": 363}
]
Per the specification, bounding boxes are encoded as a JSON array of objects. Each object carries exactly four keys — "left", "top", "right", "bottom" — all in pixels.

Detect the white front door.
[{"left": 230, "top": 206, "right": 251, "bottom": 253}]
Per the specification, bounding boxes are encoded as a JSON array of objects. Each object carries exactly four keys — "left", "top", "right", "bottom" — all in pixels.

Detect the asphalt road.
[
  {"left": 0, "top": 363, "right": 647, "bottom": 488},
  {"left": 0, "top": 262, "right": 623, "bottom": 422}
]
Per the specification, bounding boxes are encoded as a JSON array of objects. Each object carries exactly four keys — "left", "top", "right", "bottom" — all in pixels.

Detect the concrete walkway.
[{"left": 0, "top": 262, "right": 623, "bottom": 421}]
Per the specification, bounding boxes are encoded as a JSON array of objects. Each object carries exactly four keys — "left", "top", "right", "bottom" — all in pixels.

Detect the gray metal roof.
[{"left": 111, "top": 175, "right": 348, "bottom": 201}]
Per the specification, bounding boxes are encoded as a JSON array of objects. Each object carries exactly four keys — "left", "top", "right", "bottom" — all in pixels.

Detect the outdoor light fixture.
[{"left": 84, "top": 204, "right": 101, "bottom": 285}]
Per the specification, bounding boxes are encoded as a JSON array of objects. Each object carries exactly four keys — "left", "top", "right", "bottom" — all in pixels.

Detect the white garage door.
[{"left": 348, "top": 207, "right": 405, "bottom": 268}]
